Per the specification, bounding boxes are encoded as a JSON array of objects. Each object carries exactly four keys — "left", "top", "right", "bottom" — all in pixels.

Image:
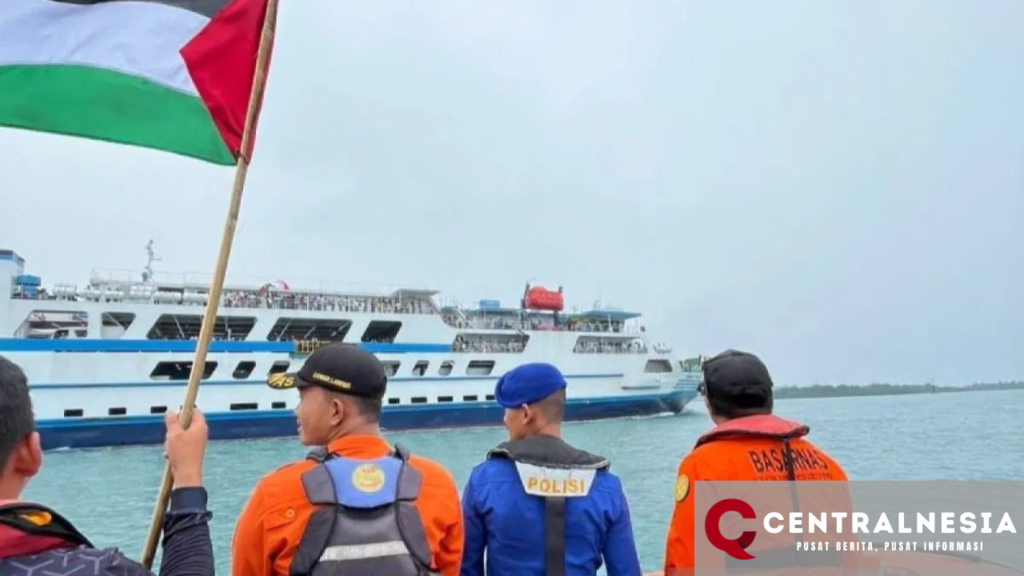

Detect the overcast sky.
[{"left": 2, "top": 0, "right": 1021, "bottom": 386}]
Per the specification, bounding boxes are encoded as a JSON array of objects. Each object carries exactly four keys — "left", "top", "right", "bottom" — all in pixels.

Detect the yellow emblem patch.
[
  {"left": 352, "top": 463, "right": 386, "bottom": 493},
  {"left": 674, "top": 474, "right": 690, "bottom": 502},
  {"left": 19, "top": 511, "right": 52, "bottom": 526},
  {"left": 267, "top": 372, "right": 295, "bottom": 389}
]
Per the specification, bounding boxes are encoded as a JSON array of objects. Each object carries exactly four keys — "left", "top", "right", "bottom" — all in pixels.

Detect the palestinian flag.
[{"left": 0, "top": 0, "right": 276, "bottom": 165}]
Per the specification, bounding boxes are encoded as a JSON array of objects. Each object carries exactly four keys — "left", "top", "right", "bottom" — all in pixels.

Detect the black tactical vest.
[
  {"left": 486, "top": 434, "right": 611, "bottom": 576},
  {"left": 289, "top": 444, "right": 437, "bottom": 576}
]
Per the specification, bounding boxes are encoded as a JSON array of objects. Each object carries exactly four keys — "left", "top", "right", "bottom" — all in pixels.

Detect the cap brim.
[{"left": 266, "top": 372, "right": 313, "bottom": 390}]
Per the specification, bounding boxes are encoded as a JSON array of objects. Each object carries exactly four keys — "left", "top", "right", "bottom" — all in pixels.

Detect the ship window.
[
  {"left": 463, "top": 395, "right": 479, "bottom": 402},
  {"left": 151, "top": 406, "right": 168, "bottom": 414},
  {"left": 20, "top": 309, "right": 88, "bottom": 339},
  {"left": 108, "top": 407, "right": 127, "bottom": 416},
  {"left": 233, "top": 361, "right": 256, "bottom": 379},
  {"left": 74, "top": 329, "right": 87, "bottom": 338},
  {"left": 644, "top": 359, "right": 673, "bottom": 373},
  {"left": 268, "top": 361, "right": 290, "bottom": 375},
  {"left": 485, "top": 394, "right": 496, "bottom": 401},
  {"left": 150, "top": 361, "right": 218, "bottom": 381},
  {"left": 146, "top": 314, "right": 256, "bottom": 340},
  {"left": 381, "top": 361, "right": 400, "bottom": 377},
  {"left": 438, "top": 395, "right": 454, "bottom": 403},
  {"left": 412, "top": 360, "right": 429, "bottom": 376},
  {"left": 271, "top": 401, "right": 287, "bottom": 410},
  {"left": 63, "top": 409, "right": 83, "bottom": 418},
  {"left": 230, "top": 403, "right": 258, "bottom": 411},
  {"left": 267, "top": 317, "right": 352, "bottom": 342},
  {"left": 439, "top": 361, "right": 454, "bottom": 376},
  {"left": 388, "top": 398, "right": 401, "bottom": 405},
  {"left": 101, "top": 312, "right": 136, "bottom": 339},
  {"left": 361, "top": 321, "right": 402, "bottom": 343},
  {"left": 466, "top": 360, "right": 495, "bottom": 376},
  {"left": 411, "top": 396, "right": 428, "bottom": 404}
]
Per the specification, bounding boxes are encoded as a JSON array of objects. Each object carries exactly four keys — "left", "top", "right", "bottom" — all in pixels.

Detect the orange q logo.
[{"left": 705, "top": 498, "right": 757, "bottom": 560}]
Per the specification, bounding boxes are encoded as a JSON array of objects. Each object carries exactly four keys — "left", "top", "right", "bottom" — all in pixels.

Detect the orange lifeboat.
[{"left": 524, "top": 286, "right": 564, "bottom": 312}]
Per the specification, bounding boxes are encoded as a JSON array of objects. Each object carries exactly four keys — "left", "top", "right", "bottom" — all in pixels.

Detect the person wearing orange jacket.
[
  {"left": 231, "top": 343, "right": 464, "bottom": 576},
  {"left": 662, "top": 349, "right": 852, "bottom": 576}
]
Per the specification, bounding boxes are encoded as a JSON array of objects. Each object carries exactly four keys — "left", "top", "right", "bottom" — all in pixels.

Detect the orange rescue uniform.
[
  {"left": 231, "top": 434, "right": 464, "bottom": 576},
  {"left": 663, "top": 414, "right": 850, "bottom": 574}
]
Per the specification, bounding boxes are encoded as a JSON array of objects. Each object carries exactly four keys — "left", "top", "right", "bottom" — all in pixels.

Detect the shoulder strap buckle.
[
  {"left": 305, "top": 446, "right": 330, "bottom": 463},
  {"left": 391, "top": 442, "right": 411, "bottom": 462}
]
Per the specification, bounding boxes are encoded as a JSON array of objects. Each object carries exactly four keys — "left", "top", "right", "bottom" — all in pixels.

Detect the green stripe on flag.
[{"left": 0, "top": 64, "right": 235, "bottom": 165}]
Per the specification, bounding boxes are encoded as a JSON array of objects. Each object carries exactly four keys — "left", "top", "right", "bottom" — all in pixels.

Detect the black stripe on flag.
[{"left": 47, "top": 0, "right": 234, "bottom": 19}]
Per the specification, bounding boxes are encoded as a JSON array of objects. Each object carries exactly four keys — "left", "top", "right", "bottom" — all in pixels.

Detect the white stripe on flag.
[{"left": 0, "top": 0, "right": 209, "bottom": 95}]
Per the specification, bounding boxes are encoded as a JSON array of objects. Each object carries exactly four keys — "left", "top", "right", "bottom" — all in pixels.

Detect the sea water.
[{"left": 24, "top": 389, "right": 1024, "bottom": 574}]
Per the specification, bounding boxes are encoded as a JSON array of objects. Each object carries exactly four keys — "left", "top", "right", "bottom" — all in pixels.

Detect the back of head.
[
  {"left": 266, "top": 343, "right": 388, "bottom": 444},
  {"left": 0, "top": 356, "right": 35, "bottom": 473},
  {"left": 701, "top": 349, "right": 774, "bottom": 419},
  {"left": 495, "top": 362, "right": 568, "bottom": 435}
]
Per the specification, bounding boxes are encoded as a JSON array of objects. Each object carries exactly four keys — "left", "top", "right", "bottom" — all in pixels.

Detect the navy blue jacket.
[{"left": 460, "top": 456, "right": 642, "bottom": 576}]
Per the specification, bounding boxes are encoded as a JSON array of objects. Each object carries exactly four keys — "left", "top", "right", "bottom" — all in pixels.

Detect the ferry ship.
[{"left": 0, "top": 244, "right": 702, "bottom": 451}]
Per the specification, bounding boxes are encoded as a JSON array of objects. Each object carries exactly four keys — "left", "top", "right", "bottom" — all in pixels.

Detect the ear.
[
  {"left": 13, "top": 432, "right": 42, "bottom": 478},
  {"left": 329, "top": 395, "right": 347, "bottom": 427},
  {"left": 522, "top": 404, "right": 536, "bottom": 426}
]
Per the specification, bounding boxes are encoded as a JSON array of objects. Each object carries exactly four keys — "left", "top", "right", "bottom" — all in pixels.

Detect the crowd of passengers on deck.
[
  {"left": 441, "top": 314, "right": 638, "bottom": 334},
  {"left": 573, "top": 339, "right": 647, "bottom": 354},
  {"left": 11, "top": 286, "right": 437, "bottom": 315},
  {"left": 222, "top": 291, "right": 435, "bottom": 314},
  {"left": 451, "top": 335, "right": 528, "bottom": 353}
]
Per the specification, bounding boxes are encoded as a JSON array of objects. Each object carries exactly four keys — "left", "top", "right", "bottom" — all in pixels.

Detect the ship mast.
[{"left": 142, "top": 239, "right": 161, "bottom": 283}]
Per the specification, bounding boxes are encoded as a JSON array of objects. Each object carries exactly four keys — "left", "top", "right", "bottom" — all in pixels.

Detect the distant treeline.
[{"left": 774, "top": 381, "right": 1024, "bottom": 399}]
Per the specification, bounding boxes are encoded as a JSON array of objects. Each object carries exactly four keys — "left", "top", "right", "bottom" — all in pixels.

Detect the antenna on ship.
[{"left": 142, "top": 239, "right": 161, "bottom": 283}]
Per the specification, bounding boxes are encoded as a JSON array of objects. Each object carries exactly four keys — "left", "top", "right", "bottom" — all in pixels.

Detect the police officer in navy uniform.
[{"left": 460, "top": 363, "right": 642, "bottom": 576}]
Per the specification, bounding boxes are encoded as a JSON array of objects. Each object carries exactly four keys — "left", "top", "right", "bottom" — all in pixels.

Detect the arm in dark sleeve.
[
  {"left": 602, "top": 477, "right": 643, "bottom": 576},
  {"left": 103, "top": 488, "right": 213, "bottom": 576},
  {"left": 158, "top": 487, "right": 215, "bottom": 576}
]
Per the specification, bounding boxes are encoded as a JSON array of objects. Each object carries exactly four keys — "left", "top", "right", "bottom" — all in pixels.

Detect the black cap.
[
  {"left": 701, "top": 349, "right": 774, "bottom": 404},
  {"left": 266, "top": 343, "right": 387, "bottom": 399}
]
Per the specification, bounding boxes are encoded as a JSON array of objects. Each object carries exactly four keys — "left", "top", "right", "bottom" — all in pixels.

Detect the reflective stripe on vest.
[
  {"left": 289, "top": 448, "right": 436, "bottom": 576},
  {"left": 514, "top": 462, "right": 599, "bottom": 576}
]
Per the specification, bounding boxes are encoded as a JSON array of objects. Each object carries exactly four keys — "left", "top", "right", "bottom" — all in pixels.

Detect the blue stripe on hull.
[
  {"left": 29, "top": 373, "right": 623, "bottom": 390},
  {"left": 0, "top": 339, "right": 451, "bottom": 354},
  {"left": 36, "top": 391, "right": 697, "bottom": 451}
]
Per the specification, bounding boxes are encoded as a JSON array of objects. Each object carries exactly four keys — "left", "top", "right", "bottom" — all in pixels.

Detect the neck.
[
  {"left": 0, "top": 477, "right": 23, "bottom": 501},
  {"left": 329, "top": 422, "right": 381, "bottom": 443},
  {"left": 534, "top": 423, "right": 562, "bottom": 438}
]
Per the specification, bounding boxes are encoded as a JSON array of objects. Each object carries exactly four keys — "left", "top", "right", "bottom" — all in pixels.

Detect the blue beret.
[{"left": 494, "top": 363, "right": 567, "bottom": 409}]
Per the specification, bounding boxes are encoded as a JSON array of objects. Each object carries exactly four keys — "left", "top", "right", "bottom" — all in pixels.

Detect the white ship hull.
[{"left": 0, "top": 248, "right": 701, "bottom": 450}]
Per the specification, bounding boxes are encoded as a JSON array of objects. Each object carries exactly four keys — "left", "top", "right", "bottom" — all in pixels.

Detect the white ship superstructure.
[{"left": 0, "top": 246, "right": 701, "bottom": 450}]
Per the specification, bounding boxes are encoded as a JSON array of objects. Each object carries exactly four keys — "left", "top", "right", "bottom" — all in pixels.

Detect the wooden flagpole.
[{"left": 139, "top": 0, "right": 280, "bottom": 568}]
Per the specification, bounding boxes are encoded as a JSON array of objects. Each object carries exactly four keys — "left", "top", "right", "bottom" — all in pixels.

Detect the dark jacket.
[{"left": 0, "top": 487, "right": 214, "bottom": 576}]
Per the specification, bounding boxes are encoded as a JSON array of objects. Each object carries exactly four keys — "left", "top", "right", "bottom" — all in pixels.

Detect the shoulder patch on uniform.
[{"left": 674, "top": 474, "right": 690, "bottom": 502}]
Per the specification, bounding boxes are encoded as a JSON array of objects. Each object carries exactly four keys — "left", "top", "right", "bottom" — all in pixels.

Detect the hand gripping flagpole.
[{"left": 139, "top": 0, "right": 281, "bottom": 568}]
